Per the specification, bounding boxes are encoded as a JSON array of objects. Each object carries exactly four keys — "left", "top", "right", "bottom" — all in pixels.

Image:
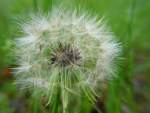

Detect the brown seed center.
[{"left": 50, "top": 42, "right": 81, "bottom": 67}]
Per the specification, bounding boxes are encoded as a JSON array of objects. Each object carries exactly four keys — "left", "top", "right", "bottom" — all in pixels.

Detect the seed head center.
[{"left": 50, "top": 42, "right": 81, "bottom": 67}]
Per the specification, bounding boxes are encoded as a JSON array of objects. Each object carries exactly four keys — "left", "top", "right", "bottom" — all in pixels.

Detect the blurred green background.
[{"left": 0, "top": 0, "right": 150, "bottom": 113}]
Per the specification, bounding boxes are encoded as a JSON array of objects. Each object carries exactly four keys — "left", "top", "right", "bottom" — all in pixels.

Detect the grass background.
[{"left": 0, "top": 0, "right": 150, "bottom": 113}]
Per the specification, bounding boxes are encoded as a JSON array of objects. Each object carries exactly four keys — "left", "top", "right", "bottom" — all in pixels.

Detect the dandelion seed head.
[{"left": 14, "top": 6, "right": 121, "bottom": 112}]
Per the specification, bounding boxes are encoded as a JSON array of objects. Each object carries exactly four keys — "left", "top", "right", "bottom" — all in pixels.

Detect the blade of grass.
[
  {"left": 43, "top": 0, "right": 53, "bottom": 12},
  {"left": 121, "top": 0, "right": 137, "bottom": 112},
  {"left": 126, "top": 0, "right": 137, "bottom": 107},
  {"left": 33, "top": 0, "right": 38, "bottom": 11}
]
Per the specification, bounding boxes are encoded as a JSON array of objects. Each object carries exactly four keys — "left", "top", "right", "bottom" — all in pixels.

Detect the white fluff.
[{"left": 14, "top": 7, "right": 121, "bottom": 112}]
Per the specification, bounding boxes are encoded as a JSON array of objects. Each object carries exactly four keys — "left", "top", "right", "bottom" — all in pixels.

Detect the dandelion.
[{"left": 14, "top": 7, "right": 121, "bottom": 113}]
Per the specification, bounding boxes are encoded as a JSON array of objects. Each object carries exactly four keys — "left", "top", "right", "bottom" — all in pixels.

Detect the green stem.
[
  {"left": 51, "top": 94, "right": 59, "bottom": 113},
  {"left": 33, "top": 96, "right": 40, "bottom": 113}
]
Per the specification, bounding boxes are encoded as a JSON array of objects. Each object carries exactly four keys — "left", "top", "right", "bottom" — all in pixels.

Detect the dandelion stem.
[
  {"left": 33, "top": 95, "right": 39, "bottom": 113},
  {"left": 51, "top": 93, "right": 59, "bottom": 113}
]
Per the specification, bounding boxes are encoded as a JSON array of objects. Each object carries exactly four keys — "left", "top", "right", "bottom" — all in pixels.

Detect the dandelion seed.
[
  {"left": 50, "top": 42, "right": 81, "bottom": 67},
  {"left": 14, "top": 6, "right": 121, "bottom": 113}
]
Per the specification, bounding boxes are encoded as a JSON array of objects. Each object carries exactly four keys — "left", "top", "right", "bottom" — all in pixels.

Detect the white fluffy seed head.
[{"left": 14, "top": 7, "right": 121, "bottom": 112}]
